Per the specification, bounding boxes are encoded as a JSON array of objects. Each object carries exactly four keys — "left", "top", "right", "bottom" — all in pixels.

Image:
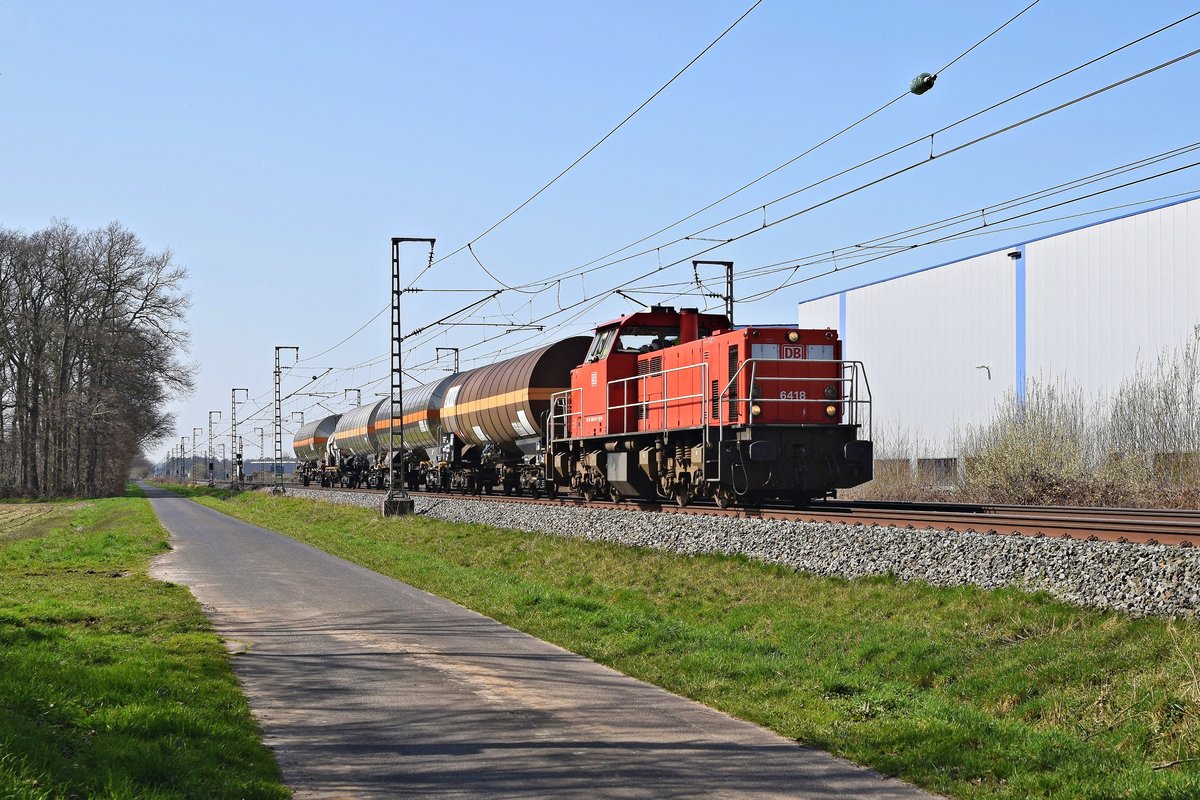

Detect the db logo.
[{"left": 782, "top": 344, "right": 805, "bottom": 359}]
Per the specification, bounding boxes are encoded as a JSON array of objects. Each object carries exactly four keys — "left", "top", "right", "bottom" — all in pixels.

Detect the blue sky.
[{"left": 2, "top": 1, "right": 1198, "bottom": 462}]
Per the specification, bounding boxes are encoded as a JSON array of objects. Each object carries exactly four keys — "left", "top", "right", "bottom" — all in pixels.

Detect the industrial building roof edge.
[{"left": 797, "top": 192, "right": 1200, "bottom": 305}]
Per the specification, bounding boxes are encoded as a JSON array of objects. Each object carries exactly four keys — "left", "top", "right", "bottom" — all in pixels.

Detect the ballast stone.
[{"left": 282, "top": 488, "right": 1200, "bottom": 619}]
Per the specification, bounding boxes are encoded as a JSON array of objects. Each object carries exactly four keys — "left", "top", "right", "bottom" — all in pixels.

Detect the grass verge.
[
  {"left": 167, "top": 484, "right": 1200, "bottom": 800},
  {"left": 0, "top": 485, "right": 289, "bottom": 800}
]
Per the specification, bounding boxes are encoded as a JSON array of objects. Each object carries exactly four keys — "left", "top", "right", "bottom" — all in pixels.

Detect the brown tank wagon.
[{"left": 440, "top": 337, "right": 591, "bottom": 457}]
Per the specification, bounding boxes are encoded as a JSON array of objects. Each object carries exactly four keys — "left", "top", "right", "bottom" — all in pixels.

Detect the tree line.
[{"left": 0, "top": 220, "right": 193, "bottom": 497}]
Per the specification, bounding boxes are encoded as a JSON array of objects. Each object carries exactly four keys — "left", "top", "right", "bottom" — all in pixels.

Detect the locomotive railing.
[
  {"left": 548, "top": 387, "right": 583, "bottom": 443},
  {"left": 607, "top": 361, "right": 709, "bottom": 439},
  {"left": 717, "top": 358, "right": 872, "bottom": 437},
  {"left": 550, "top": 359, "right": 871, "bottom": 445},
  {"left": 548, "top": 363, "right": 711, "bottom": 441}
]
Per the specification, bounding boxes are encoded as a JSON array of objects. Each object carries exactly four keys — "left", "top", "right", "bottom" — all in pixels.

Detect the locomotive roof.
[{"left": 594, "top": 305, "right": 731, "bottom": 331}]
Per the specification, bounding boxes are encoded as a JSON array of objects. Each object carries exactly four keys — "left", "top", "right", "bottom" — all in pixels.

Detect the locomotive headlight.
[
  {"left": 824, "top": 404, "right": 839, "bottom": 418},
  {"left": 823, "top": 384, "right": 838, "bottom": 400},
  {"left": 751, "top": 403, "right": 763, "bottom": 416},
  {"left": 787, "top": 330, "right": 800, "bottom": 342}
]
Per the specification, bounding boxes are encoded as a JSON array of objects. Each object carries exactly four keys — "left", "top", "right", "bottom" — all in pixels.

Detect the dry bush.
[
  {"left": 1108, "top": 325, "right": 1200, "bottom": 485},
  {"left": 953, "top": 327, "right": 1200, "bottom": 507},
  {"left": 954, "top": 381, "right": 1126, "bottom": 505}
]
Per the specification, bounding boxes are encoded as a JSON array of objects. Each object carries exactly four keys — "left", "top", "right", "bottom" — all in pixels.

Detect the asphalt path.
[{"left": 143, "top": 483, "right": 937, "bottom": 799}]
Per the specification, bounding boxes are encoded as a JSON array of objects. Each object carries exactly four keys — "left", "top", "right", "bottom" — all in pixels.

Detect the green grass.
[
  {"left": 170, "top": 486, "right": 1200, "bottom": 800},
  {"left": 0, "top": 487, "right": 290, "bottom": 800}
]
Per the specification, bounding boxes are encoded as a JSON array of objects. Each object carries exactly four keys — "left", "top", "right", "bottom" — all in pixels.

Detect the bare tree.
[{"left": 0, "top": 220, "right": 194, "bottom": 497}]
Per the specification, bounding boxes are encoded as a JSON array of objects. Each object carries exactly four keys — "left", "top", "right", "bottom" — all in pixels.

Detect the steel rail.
[{"left": 248, "top": 482, "right": 1200, "bottom": 548}]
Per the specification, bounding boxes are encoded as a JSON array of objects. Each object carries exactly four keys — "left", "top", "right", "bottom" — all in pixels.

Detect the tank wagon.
[
  {"left": 327, "top": 399, "right": 390, "bottom": 488},
  {"left": 293, "top": 414, "right": 341, "bottom": 486},
  {"left": 290, "top": 306, "right": 872, "bottom": 506},
  {"left": 291, "top": 338, "right": 590, "bottom": 495},
  {"left": 545, "top": 306, "right": 872, "bottom": 506},
  {"left": 430, "top": 337, "right": 590, "bottom": 494}
]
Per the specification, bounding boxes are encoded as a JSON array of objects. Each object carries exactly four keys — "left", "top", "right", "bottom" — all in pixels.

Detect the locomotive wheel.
[
  {"left": 531, "top": 486, "right": 542, "bottom": 500},
  {"left": 483, "top": 484, "right": 492, "bottom": 495},
  {"left": 580, "top": 485, "right": 596, "bottom": 503},
  {"left": 609, "top": 486, "right": 623, "bottom": 503},
  {"left": 673, "top": 485, "right": 690, "bottom": 508},
  {"left": 546, "top": 483, "right": 558, "bottom": 500},
  {"left": 713, "top": 485, "right": 735, "bottom": 509}
]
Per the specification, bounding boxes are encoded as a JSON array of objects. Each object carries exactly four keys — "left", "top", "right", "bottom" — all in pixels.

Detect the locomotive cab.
[{"left": 573, "top": 306, "right": 730, "bottom": 439}]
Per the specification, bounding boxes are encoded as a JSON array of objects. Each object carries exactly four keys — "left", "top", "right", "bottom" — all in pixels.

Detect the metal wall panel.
[
  {"left": 843, "top": 251, "right": 1016, "bottom": 454},
  {"left": 1026, "top": 200, "right": 1200, "bottom": 396},
  {"left": 797, "top": 294, "right": 840, "bottom": 331},
  {"left": 797, "top": 197, "right": 1200, "bottom": 457}
]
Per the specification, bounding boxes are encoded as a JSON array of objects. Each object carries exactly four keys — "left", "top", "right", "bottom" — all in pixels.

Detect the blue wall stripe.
[
  {"left": 839, "top": 292, "right": 847, "bottom": 356},
  {"left": 1014, "top": 246, "right": 1027, "bottom": 402}
]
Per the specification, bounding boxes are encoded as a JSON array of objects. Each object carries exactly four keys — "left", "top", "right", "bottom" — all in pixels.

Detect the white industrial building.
[{"left": 798, "top": 196, "right": 1200, "bottom": 459}]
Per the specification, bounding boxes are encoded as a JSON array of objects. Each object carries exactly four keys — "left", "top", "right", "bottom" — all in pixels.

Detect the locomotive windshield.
[{"left": 585, "top": 327, "right": 618, "bottom": 362}]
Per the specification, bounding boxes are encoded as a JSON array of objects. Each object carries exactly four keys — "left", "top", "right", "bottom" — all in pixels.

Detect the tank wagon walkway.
[{"left": 143, "top": 484, "right": 935, "bottom": 799}]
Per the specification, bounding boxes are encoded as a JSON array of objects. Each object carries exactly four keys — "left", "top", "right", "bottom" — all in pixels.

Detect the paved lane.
[{"left": 144, "top": 484, "right": 936, "bottom": 799}]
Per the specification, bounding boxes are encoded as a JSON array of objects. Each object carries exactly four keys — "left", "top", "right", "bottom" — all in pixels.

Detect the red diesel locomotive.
[{"left": 546, "top": 305, "right": 872, "bottom": 507}]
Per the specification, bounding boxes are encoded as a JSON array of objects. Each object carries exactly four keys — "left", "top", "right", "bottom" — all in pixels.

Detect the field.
[
  {"left": 0, "top": 488, "right": 289, "bottom": 800},
  {"left": 166, "top": 484, "right": 1200, "bottom": 800},
  {"left": 0, "top": 503, "right": 85, "bottom": 543}
]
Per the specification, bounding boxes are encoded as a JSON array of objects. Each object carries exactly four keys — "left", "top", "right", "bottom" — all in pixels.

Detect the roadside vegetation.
[
  {"left": 178, "top": 485, "right": 1200, "bottom": 800},
  {"left": 850, "top": 326, "right": 1200, "bottom": 508},
  {"left": 0, "top": 486, "right": 289, "bottom": 799}
]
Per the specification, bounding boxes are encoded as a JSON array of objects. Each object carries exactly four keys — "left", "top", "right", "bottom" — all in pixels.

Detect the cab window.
[
  {"left": 615, "top": 326, "right": 680, "bottom": 354},
  {"left": 586, "top": 327, "right": 617, "bottom": 362}
]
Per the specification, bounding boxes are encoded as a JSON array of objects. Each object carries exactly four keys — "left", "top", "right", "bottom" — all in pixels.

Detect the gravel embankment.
[{"left": 284, "top": 487, "right": 1200, "bottom": 619}]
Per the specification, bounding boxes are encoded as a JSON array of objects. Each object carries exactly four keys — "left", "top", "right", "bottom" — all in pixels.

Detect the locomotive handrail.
[
  {"left": 548, "top": 387, "right": 583, "bottom": 443},
  {"left": 549, "top": 358, "right": 871, "bottom": 447},
  {"left": 552, "top": 362, "right": 710, "bottom": 443},
  {"left": 717, "top": 358, "right": 872, "bottom": 438},
  {"left": 606, "top": 361, "right": 709, "bottom": 440}
]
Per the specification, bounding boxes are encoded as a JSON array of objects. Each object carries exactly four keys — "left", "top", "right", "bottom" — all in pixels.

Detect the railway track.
[{"left": 245, "top": 481, "right": 1200, "bottom": 549}]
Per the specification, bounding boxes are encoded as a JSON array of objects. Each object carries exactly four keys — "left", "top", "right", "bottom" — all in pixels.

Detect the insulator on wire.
[{"left": 910, "top": 72, "right": 937, "bottom": 95}]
